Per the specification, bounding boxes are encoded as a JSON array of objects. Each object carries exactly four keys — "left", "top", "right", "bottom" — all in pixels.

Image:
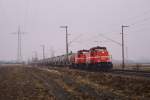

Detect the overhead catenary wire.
[
  {"left": 126, "top": 9, "right": 150, "bottom": 23},
  {"left": 68, "top": 33, "right": 83, "bottom": 45},
  {"left": 126, "top": 9, "right": 150, "bottom": 32},
  {"left": 102, "top": 9, "right": 150, "bottom": 34},
  {"left": 97, "top": 34, "right": 122, "bottom": 46},
  {"left": 61, "top": 10, "right": 150, "bottom": 49},
  {"left": 129, "top": 17, "right": 150, "bottom": 26}
]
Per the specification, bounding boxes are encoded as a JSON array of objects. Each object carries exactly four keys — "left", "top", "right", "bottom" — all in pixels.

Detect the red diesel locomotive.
[
  {"left": 73, "top": 50, "right": 89, "bottom": 67},
  {"left": 33, "top": 46, "right": 113, "bottom": 71},
  {"left": 86, "top": 46, "right": 112, "bottom": 70}
]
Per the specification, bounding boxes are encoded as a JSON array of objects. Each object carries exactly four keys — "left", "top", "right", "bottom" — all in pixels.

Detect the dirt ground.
[{"left": 0, "top": 65, "right": 149, "bottom": 100}]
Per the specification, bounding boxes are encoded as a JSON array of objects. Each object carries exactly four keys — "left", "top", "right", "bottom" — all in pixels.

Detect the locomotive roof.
[
  {"left": 90, "top": 46, "right": 106, "bottom": 50},
  {"left": 78, "top": 49, "right": 89, "bottom": 53}
]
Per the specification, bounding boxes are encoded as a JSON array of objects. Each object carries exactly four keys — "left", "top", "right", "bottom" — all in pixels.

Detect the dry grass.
[{"left": 0, "top": 65, "right": 149, "bottom": 100}]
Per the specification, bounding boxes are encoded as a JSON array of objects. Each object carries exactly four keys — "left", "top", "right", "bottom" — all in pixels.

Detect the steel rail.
[{"left": 108, "top": 69, "right": 150, "bottom": 78}]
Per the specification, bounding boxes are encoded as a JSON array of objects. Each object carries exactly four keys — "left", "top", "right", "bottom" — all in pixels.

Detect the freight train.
[{"left": 32, "top": 46, "right": 113, "bottom": 71}]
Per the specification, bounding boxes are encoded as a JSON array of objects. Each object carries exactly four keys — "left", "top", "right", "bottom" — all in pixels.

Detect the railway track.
[
  {"left": 60, "top": 65, "right": 150, "bottom": 78},
  {"left": 108, "top": 69, "right": 150, "bottom": 78},
  {"left": 45, "top": 66, "right": 150, "bottom": 78}
]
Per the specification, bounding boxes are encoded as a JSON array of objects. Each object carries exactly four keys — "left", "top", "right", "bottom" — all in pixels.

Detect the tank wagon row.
[{"left": 33, "top": 46, "right": 113, "bottom": 71}]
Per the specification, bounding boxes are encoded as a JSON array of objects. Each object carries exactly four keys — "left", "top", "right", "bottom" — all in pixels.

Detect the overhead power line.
[
  {"left": 126, "top": 9, "right": 150, "bottom": 22},
  {"left": 69, "top": 33, "right": 83, "bottom": 45},
  {"left": 130, "top": 17, "right": 150, "bottom": 26},
  {"left": 98, "top": 34, "right": 122, "bottom": 46},
  {"left": 11, "top": 26, "right": 26, "bottom": 63}
]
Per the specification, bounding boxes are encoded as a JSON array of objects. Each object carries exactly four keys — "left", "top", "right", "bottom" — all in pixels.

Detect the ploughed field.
[{"left": 0, "top": 65, "right": 149, "bottom": 100}]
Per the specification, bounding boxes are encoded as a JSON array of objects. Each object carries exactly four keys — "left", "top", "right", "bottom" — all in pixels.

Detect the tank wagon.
[{"left": 32, "top": 46, "right": 113, "bottom": 71}]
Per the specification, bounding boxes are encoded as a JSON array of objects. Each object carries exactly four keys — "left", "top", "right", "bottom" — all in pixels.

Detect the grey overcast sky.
[{"left": 0, "top": 0, "right": 150, "bottom": 61}]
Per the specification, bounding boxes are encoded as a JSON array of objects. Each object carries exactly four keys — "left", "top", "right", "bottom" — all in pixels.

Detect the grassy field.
[{"left": 0, "top": 65, "right": 149, "bottom": 100}]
